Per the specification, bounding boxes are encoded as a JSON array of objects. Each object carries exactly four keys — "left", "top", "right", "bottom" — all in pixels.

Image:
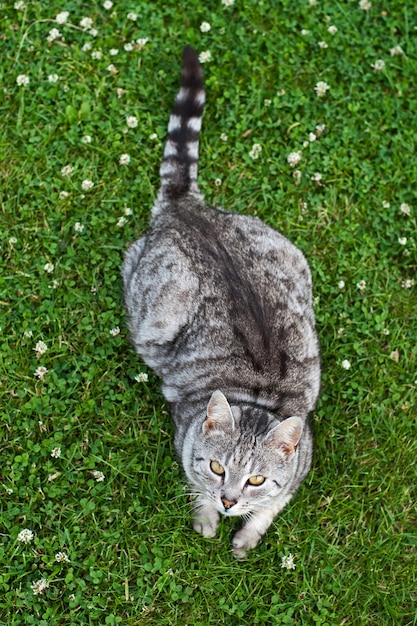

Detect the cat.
[{"left": 123, "top": 46, "right": 320, "bottom": 559}]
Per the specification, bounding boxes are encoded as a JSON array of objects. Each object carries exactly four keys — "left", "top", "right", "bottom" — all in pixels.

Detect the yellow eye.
[
  {"left": 210, "top": 460, "right": 225, "bottom": 476},
  {"left": 248, "top": 475, "right": 265, "bottom": 486}
]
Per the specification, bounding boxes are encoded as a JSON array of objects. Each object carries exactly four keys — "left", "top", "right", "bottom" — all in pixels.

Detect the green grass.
[{"left": 1, "top": 0, "right": 416, "bottom": 623}]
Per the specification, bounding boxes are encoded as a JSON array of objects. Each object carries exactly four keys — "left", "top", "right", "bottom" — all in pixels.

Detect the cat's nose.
[{"left": 221, "top": 497, "right": 237, "bottom": 511}]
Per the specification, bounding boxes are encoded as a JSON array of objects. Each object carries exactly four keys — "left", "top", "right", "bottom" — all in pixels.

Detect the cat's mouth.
[{"left": 217, "top": 498, "right": 245, "bottom": 517}]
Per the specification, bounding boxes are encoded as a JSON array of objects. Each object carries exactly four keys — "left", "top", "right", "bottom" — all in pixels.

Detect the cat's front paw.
[
  {"left": 192, "top": 509, "right": 220, "bottom": 539},
  {"left": 232, "top": 527, "right": 261, "bottom": 559}
]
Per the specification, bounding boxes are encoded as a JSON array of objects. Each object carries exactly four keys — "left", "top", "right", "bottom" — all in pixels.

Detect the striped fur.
[
  {"left": 123, "top": 47, "right": 320, "bottom": 558},
  {"left": 158, "top": 46, "right": 205, "bottom": 200}
]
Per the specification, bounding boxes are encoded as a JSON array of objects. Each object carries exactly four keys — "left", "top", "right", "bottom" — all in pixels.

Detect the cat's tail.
[{"left": 157, "top": 46, "right": 205, "bottom": 203}]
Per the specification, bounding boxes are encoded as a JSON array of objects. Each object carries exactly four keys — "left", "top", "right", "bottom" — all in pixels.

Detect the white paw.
[
  {"left": 192, "top": 510, "right": 220, "bottom": 539},
  {"left": 232, "top": 527, "right": 261, "bottom": 559}
]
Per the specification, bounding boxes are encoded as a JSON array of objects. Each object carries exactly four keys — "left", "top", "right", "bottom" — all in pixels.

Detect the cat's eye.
[
  {"left": 248, "top": 475, "right": 266, "bottom": 486},
  {"left": 210, "top": 460, "right": 225, "bottom": 476}
]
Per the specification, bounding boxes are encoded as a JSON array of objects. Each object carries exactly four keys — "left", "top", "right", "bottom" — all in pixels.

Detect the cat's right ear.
[{"left": 203, "top": 390, "right": 235, "bottom": 433}]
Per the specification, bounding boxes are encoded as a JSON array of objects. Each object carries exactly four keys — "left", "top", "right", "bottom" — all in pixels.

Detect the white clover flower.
[
  {"left": 56, "top": 11, "right": 69, "bottom": 24},
  {"left": 382, "top": 200, "right": 390, "bottom": 208},
  {"left": 338, "top": 280, "right": 345, "bottom": 289},
  {"left": 200, "top": 22, "right": 211, "bottom": 32},
  {"left": 109, "top": 327, "right": 120, "bottom": 336},
  {"left": 117, "top": 216, "right": 128, "bottom": 227},
  {"left": 16, "top": 74, "right": 30, "bottom": 86},
  {"left": 48, "top": 74, "right": 59, "bottom": 83},
  {"left": 199, "top": 50, "right": 212, "bottom": 63},
  {"left": 341, "top": 360, "right": 351, "bottom": 370},
  {"left": 44, "top": 262, "right": 54, "bottom": 273},
  {"left": 314, "top": 81, "right": 330, "bottom": 97},
  {"left": 119, "top": 153, "right": 130, "bottom": 165},
  {"left": 401, "top": 279, "right": 415, "bottom": 289},
  {"left": 103, "top": 0, "right": 113, "bottom": 9},
  {"left": 91, "top": 470, "right": 105, "bottom": 482},
  {"left": 80, "top": 16, "right": 94, "bottom": 29},
  {"left": 277, "top": 88, "right": 286, "bottom": 96},
  {"left": 318, "top": 41, "right": 328, "bottom": 49},
  {"left": 9, "top": 237, "right": 18, "bottom": 245},
  {"left": 91, "top": 50, "right": 102, "bottom": 60},
  {"left": 51, "top": 447, "right": 61, "bottom": 459},
  {"left": 398, "top": 237, "right": 407, "bottom": 245},
  {"left": 359, "top": 0, "right": 371, "bottom": 10},
  {"left": 215, "top": 178, "right": 222, "bottom": 186},
  {"left": 371, "top": 59, "right": 385, "bottom": 72},
  {"left": 61, "top": 165, "right": 74, "bottom": 176},
  {"left": 47, "top": 28, "right": 61, "bottom": 43},
  {"left": 149, "top": 133, "right": 158, "bottom": 141},
  {"left": 124, "top": 42, "right": 134, "bottom": 52},
  {"left": 390, "top": 46, "right": 403, "bottom": 56},
  {"left": 301, "top": 29, "right": 310, "bottom": 36},
  {"left": 135, "top": 372, "right": 149, "bottom": 383},
  {"left": 17, "top": 528, "right": 34, "bottom": 544},
  {"left": 82, "top": 42, "right": 92, "bottom": 52},
  {"left": 220, "top": 133, "right": 228, "bottom": 142},
  {"left": 287, "top": 151, "right": 302, "bottom": 167},
  {"left": 34, "top": 366, "right": 48, "bottom": 380},
  {"left": 59, "top": 191, "right": 70, "bottom": 199},
  {"left": 82, "top": 135, "right": 92, "bottom": 144},
  {"left": 381, "top": 328, "right": 390, "bottom": 335},
  {"left": 315, "top": 123, "right": 326, "bottom": 136},
  {"left": 311, "top": 172, "right": 323, "bottom": 183},
  {"left": 109, "top": 48, "right": 119, "bottom": 56},
  {"left": 328, "top": 25, "right": 338, "bottom": 34},
  {"left": 127, "top": 12, "right": 138, "bottom": 21},
  {"left": 308, "top": 132, "right": 317, "bottom": 142},
  {"left": 14, "top": 1, "right": 26, "bottom": 11},
  {"left": 136, "top": 38, "right": 149, "bottom": 48},
  {"left": 337, "top": 328, "right": 344, "bottom": 336},
  {"left": 264, "top": 99, "right": 272, "bottom": 107},
  {"left": 107, "top": 64, "right": 118, "bottom": 75},
  {"left": 124, "top": 207, "right": 133, "bottom": 216},
  {"left": 222, "top": 0, "right": 235, "bottom": 5},
  {"left": 24, "top": 330, "right": 33, "bottom": 338},
  {"left": 126, "top": 115, "right": 138, "bottom": 128},
  {"left": 293, "top": 170, "right": 302, "bottom": 185},
  {"left": 81, "top": 179, "right": 94, "bottom": 191},
  {"left": 34, "top": 340, "right": 48, "bottom": 356},
  {"left": 74, "top": 222, "right": 84, "bottom": 232},
  {"left": 309, "top": 0, "right": 318, "bottom": 5},
  {"left": 249, "top": 143, "right": 262, "bottom": 159},
  {"left": 31, "top": 578, "right": 49, "bottom": 595},
  {"left": 48, "top": 279, "right": 59, "bottom": 290},
  {"left": 390, "top": 349, "right": 400, "bottom": 361},
  {"left": 400, "top": 203, "right": 410, "bottom": 216},
  {"left": 281, "top": 554, "right": 296, "bottom": 570},
  {"left": 356, "top": 280, "right": 367, "bottom": 291},
  {"left": 55, "top": 552, "right": 70, "bottom": 563}
]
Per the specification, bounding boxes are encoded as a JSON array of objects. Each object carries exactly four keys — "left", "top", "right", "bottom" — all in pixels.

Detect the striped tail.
[{"left": 159, "top": 46, "right": 205, "bottom": 200}]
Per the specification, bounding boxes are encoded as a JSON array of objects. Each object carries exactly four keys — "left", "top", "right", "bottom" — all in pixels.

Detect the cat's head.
[{"left": 186, "top": 390, "right": 304, "bottom": 517}]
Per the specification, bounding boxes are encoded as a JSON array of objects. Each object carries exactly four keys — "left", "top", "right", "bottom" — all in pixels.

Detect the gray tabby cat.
[{"left": 123, "top": 46, "right": 320, "bottom": 559}]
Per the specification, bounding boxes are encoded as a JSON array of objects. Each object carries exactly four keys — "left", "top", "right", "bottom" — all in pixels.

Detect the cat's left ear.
[
  {"left": 203, "top": 390, "right": 235, "bottom": 434},
  {"left": 265, "top": 416, "right": 303, "bottom": 459}
]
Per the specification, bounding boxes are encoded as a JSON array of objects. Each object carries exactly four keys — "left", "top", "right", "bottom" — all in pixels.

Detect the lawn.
[{"left": 1, "top": 0, "right": 416, "bottom": 624}]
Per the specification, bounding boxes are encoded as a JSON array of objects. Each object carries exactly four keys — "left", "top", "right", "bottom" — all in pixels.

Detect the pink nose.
[{"left": 221, "top": 498, "right": 237, "bottom": 510}]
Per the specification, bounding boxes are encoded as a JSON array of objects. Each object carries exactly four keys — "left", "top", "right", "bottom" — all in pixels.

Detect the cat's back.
[{"left": 125, "top": 199, "right": 312, "bottom": 313}]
